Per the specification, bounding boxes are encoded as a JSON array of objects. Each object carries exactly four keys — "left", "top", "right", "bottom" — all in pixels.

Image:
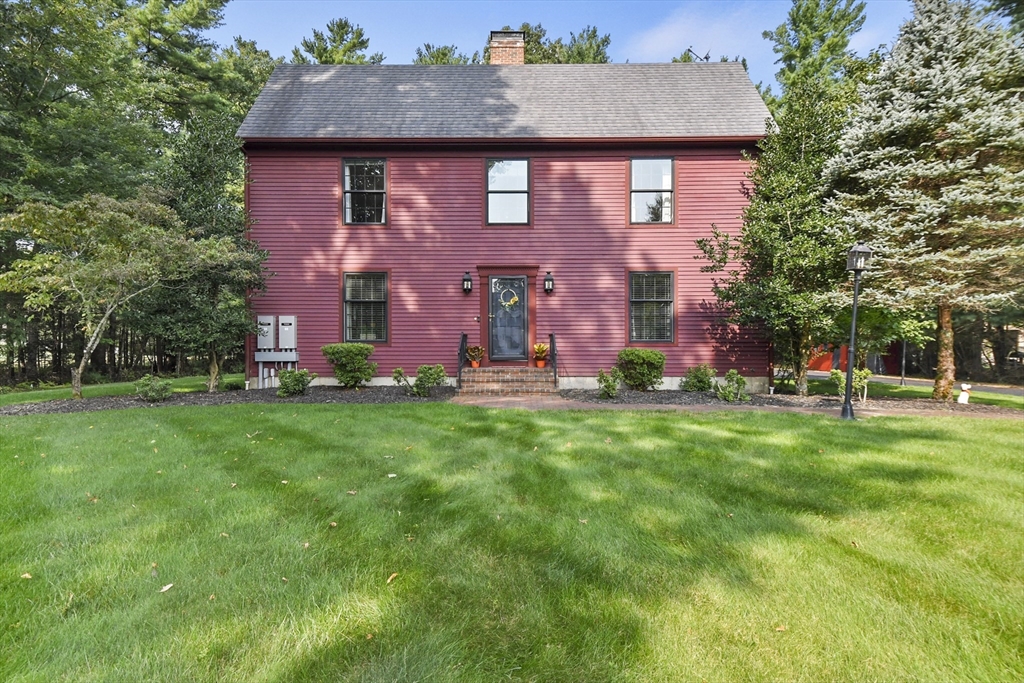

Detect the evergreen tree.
[
  {"left": 560, "top": 26, "right": 611, "bottom": 63},
  {"left": 413, "top": 44, "right": 480, "bottom": 65},
  {"left": 988, "top": 0, "right": 1024, "bottom": 32},
  {"left": 763, "top": 0, "right": 870, "bottom": 111},
  {"left": 125, "top": 0, "right": 236, "bottom": 122},
  {"left": 825, "top": 0, "right": 1024, "bottom": 400},
  {"left": 215, "top": 37, "right": 283, "bottom": 119},
  {"left": 484, "top": 23, "right": 611, "bottom": 64},
  {"left": 291, "top": 18, "right": 384, "bottom": 65}
]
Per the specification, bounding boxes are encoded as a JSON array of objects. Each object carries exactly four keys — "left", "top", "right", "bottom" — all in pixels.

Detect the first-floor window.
[
  {"left": 344, "top": 272, "right": 388, "bottom": 342},
  {"left": 629, "top": 271, "right": 674, "bottom": 342}
]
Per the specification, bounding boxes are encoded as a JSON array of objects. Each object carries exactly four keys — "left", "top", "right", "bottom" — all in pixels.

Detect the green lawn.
[
  {"left": 1, "top": 405, "right": 1022, "bottom": 682},
  {"left": 0, "top": 374, "right": 244, "bottom": 407},
  {"left": 778, "top": 377, "right": 1024, "bottom": 410}
]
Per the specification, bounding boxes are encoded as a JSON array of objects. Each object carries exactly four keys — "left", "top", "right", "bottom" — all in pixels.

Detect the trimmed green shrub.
[
  {"left": 715, "top": 369, "right": 749, "bottom": 402},
  {"left": 393, "top": 364, "right": 447, "bottom": 397},
  {"left": 830, "top": 368, "right": 872, "bottom": 403},
  {"left": 596, "top": 368, "right": 623, "bottom": 399},
  {"left": 321, "top": 343, "right": 378, "bottom": 388},
  {"left": 277, "top": 369, "right": 316, "bottom": 397},
  {"left": 681, "top": 364, "right": 716, "bottom": 392},
  {"left": 134, "top": 374, "right": 173, "bottom": 402},
  {"left": 615, "top": 348, "right": 666, "bottom": 391},
  {"left": 222, "top": 379, "right": 245, "bottom": 391}
]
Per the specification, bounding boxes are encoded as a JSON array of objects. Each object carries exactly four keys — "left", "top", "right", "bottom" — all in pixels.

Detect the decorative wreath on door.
[{"left": 498, "top": 289, "right": 520, "bottom": 312}]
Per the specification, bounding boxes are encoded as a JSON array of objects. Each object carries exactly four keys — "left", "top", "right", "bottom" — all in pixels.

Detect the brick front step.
[{"left": 459, "top": 367, "right": 557, "bottom": 394}]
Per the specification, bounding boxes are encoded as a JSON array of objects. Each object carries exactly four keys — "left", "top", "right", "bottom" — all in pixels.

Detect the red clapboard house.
[{"left": 238, "top": 31, "right": 773, "bottom": 393}]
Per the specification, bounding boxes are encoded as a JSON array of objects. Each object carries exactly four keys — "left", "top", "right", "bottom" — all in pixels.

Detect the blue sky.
[{"left": 205, "top": 0, "right": 914, "bottom": 90}]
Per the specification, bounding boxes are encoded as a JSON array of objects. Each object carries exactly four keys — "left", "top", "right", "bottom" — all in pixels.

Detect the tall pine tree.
[{"left": 826, "top": 0, "right": 1024, "bottom": 399}]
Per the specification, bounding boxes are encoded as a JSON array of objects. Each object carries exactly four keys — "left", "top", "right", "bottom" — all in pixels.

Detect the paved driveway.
[{"left": 806, "top": 371, "right": 1024, "bottom": 397}]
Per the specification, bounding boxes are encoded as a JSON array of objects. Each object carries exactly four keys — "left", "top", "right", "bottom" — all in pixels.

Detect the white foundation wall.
[{"left": 252, "top": 374, "right": 771, "bottom": 393}]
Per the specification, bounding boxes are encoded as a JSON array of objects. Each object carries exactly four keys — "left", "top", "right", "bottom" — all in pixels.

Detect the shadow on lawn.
[{"left": 247, "top": 407, "right": 956, "bottom": 680}]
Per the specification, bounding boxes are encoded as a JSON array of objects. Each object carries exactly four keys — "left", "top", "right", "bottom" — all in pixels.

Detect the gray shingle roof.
[{"left": 238, "top": 63, "right": 772, "bottom": 141}]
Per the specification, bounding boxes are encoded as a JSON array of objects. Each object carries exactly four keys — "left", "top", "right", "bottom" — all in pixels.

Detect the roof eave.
[{"left": 240, "top": 135, "right": 767, "bottom": 148}]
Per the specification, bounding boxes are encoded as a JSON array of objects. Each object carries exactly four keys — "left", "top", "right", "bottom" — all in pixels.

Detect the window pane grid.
[
  {"left": 345, "top": 273, "right": 387, "bottom": 342},
  {"left": 344, "top": 160, "right": 386, "bottom": 224},
  {"left": 487, "top": 159, "right": 529, "bottom": 224},
  {"left": 630, "top": 272, "right": 673, "bottom": 342},
  {"left": 630, "top": 158, "right": 673, "bottom": 224},
  {"left": 630, "top": 192, "right": 672, "bottom": 223}
]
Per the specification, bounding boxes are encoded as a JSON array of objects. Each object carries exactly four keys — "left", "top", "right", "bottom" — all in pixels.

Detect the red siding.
[{"left": 246, "top": 147, "right": 769, "bottom": 380}]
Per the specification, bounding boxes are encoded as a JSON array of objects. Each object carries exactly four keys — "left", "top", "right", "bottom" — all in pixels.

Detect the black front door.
[{"left": 489, "top": 276, "right": 528, "bottom": 361}]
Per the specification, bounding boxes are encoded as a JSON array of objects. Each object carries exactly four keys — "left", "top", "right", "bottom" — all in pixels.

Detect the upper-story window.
[
  {"left": 344, "top": 159, "right": 386, "bottom": 224},
  {"left": 630, "top": 158, "right": 673, "bottom": 224},
  {"left": 487, "top": 159, "right": 529, "bottom": 224}
]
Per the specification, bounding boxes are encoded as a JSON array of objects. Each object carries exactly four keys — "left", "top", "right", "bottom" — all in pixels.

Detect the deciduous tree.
[
  {"left": 131, "top": 112, "right": 267, "bottom": 391},
  {"left": 696, "top": 0, "right": 875, "bottom": 395},
  {"left": 0, "top": 195, "right": 219, "bottom": 398},
  {"left": 697, "top": 77, "right": 851, "bottom": 395}
]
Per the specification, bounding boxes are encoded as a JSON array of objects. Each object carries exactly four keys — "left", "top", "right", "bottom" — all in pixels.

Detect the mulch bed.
[
  {"left": 1, "top": 385, "right": 1017, "bottom": 418},
  {"left": 559, "top": 389, "right": 1023, "bottom": 417},
  {"left": 0, "top": 385, "right": 456, "bottom": 417}
]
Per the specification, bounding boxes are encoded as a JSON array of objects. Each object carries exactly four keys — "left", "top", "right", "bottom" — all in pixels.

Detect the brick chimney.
[{"left": 489, "top": 30, "right": 525, "bottom": 65}]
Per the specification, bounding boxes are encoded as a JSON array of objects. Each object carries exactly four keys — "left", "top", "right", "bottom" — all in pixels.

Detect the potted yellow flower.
[{"left": 533, "top": 343, "right": 550, "bottom": 368}]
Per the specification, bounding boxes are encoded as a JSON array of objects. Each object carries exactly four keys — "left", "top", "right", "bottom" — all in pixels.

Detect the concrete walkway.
[{"left": 806, "top": 370, "right": 1024, "bottom": 397}]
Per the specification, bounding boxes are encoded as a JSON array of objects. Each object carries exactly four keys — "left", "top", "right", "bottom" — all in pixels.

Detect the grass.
[
  {"left": 777, "top": 377, "right": 1024, "bottom": 411},
  {"left": 0, "top": 374, "right": 244, "bottom": 407},
  {"left": 1, "top": 404, "right": 1022, "bottom": 682}
]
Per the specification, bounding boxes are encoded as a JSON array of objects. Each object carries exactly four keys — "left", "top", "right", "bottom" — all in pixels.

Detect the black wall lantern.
[
  {"left": 462, "top": 271, "right": 473, "bottom": 294},
  {"left": 841, "top": 241, "right": 874, "bottom": 420},
  {"left": 544, "top": 271, "right": 554, "bottom": 294}
]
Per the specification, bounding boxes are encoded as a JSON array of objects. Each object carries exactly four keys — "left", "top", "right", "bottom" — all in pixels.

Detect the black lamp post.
[{"left": 841, "top": 242, "right": 873, "bottom": 420}]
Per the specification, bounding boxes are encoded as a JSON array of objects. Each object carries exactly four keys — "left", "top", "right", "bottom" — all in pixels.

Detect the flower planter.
[
  {"left": 535, "top": 360, "right": 546, "bottom": 368},
  {"left": 470, "top": 360, "right": 480, "bottom": 368}
]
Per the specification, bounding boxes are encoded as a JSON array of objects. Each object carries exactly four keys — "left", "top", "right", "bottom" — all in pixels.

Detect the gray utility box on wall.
[
  {"left": 257, "top": 315, "right": 275, "bottom": 349},
  {"left": 254, "top": 315, "right": 299, "bottom": 389},
  {"left": 278, "top": 316, "right": 297, "bottom": 350}
]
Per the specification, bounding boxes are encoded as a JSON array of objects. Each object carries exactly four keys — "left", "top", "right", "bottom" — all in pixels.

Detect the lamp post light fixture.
[
  {"left": 462, "top": 271, "right": 473, "bottom": 294},
  {"left": 544, "top": 271, "right": 554, "bottom": 294},
  {"left": 841, "top": 242, "right": 874, "bottom": 420}
]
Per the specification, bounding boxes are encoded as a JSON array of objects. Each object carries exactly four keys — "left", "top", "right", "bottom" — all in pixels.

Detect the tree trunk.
[
  {"left": 72, "top": 306, "right": 117, "bottom": 400},
  {"left": 207, "top": 345, "right": 220, "bottom": 392},
  {"left": 71, "top": 360, "right": 86, "bottom": 400},
  {"left": 794, "top": 363, "right": 809, "bottom": 397},
  {"left": 26, "top": 321, "right": 39, "bottom": 382},
  {"left": 794, "top": 326, "right": 812, "bottom": 396},
  {"left": 933, "top": 305, "right": 955, "bottom": 400}
]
